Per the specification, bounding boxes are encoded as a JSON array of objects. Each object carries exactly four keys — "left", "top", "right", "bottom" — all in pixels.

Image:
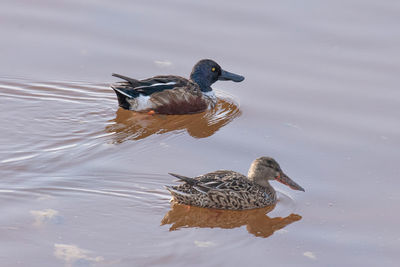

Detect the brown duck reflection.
[
  {"left": 161, "top": 203, "right": 302, "bottom": 238},
  {"left": 106, "top": 98, "right": 241, "bottom": 142}
]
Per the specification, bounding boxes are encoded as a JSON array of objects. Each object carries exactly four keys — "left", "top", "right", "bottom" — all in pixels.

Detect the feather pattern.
[
  {"left": 166, "top": 170, "right": 277, "bottom": 210},
  {"left": 166, "top": 157, "right": 304, "bottom": 210},
  {"left": 111, "top": 59, "right": 245, "bottom": 114},
  {"left": 111, "top": 75, "right": 212, "bottom": 114}
]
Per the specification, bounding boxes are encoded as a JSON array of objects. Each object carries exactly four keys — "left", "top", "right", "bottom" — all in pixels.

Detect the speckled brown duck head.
[{"left": 248, "top": 157, "right": 305, "bottom": 192}]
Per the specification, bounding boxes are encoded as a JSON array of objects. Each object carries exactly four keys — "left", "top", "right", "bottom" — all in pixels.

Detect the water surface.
[{"left": 1, "top": 0, "right": 400, "bottom": 266}]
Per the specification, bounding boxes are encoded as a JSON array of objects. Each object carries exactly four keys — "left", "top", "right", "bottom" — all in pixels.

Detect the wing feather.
[{"left": 112, "top": 74, "right": 190, "bottom": 97}]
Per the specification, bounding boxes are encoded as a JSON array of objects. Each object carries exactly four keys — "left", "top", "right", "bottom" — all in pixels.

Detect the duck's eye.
[{"left": 211, "top": 67, "right": 216, "bottom": 72}]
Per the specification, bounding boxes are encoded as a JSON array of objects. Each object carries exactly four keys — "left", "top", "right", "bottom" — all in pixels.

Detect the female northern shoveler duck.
[
  {"left": 166, "top": 157, "right": 305, "bottom": 210},
  {"left": 111, "top": 59, "right": 244, "bottom": 114}
]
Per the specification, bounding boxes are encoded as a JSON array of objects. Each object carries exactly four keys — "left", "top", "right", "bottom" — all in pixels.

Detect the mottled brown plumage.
[{"left": 166, "top": 157, "right": 305, "bottom": 210}]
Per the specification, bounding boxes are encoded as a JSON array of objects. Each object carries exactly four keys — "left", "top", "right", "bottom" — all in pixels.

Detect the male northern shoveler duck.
[
  {"left": 166, "top": 157, "right": 305, "bottom": 210},
  {"left": 111, "top": 59, "right": 244, "bottom": 114}
]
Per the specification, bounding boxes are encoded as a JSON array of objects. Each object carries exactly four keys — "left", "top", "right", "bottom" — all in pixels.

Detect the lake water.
[{"left": 1, "top": 0, "right": 400, "bottom": 266}]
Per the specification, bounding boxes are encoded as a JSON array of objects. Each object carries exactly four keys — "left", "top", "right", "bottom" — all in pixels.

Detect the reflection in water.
[
  {"left": 161, "top": 203, "right": 302, "bottom": 238},
  {"left": 105, "top": 97, "right": 241, "bottom": 142}
]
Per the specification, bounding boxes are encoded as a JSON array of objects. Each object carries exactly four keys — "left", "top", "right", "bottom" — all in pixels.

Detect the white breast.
[
  {"left": 202, "top": 91, "right": 217, "bottom": 107},
  {"left": 202, "top": 91, "right": 216, "bottom": 99}
]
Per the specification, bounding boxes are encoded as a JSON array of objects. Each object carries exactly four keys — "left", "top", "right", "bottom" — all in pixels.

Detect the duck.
[
  {"left": 111, "top": 59, "right": 244, "bottom": 114},
  {"left": 165, "top": 157, "right": 305, "bottom": 210}
]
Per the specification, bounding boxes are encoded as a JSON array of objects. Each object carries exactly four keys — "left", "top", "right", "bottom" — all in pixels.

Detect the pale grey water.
[{"left": 1, "top": 0, "right": 400, "bottom": 266}]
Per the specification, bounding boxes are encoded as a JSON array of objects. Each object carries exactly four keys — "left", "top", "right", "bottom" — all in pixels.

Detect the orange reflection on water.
[
  {"left": 161, "top": 203, "right": 302, "bottom": 238},
  {"left": 106, "top": 98, "right": 241, "bottom": 142}
]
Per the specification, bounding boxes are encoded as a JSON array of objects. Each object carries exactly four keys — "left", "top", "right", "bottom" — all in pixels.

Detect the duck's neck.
[
  {"left": 190, "top": 72, "right": 212, "bottom": 92},
  {"left": 247, "top": 164, "right": 277, "bottom": 203},
  {"left": 247, "top": 169, "right": 274, "bottom": 191}
]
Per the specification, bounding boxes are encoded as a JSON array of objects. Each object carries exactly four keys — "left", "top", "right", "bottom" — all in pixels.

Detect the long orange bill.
[{"left": 276, "top": 173, "right": 305, "bottom": 192}]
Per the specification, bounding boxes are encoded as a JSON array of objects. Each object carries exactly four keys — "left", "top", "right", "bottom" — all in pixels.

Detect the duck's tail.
[
  {"left": 112, "top": 73, "right": 140, "bottom": 85},
  {"left": 165, "top": 186, "right": 191, "bottom": 197},
  {"left": 111, "top": 73, "right": 143, "bottom": 110},
  {"left": 168, "top": 173, "right": 197, "bottom": 185},
  {"left": 110, "top": 85, "right": 133, "bottom": 110},
  {"left": 165, "top": 186, "right": 195, "bottom": 206}
]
